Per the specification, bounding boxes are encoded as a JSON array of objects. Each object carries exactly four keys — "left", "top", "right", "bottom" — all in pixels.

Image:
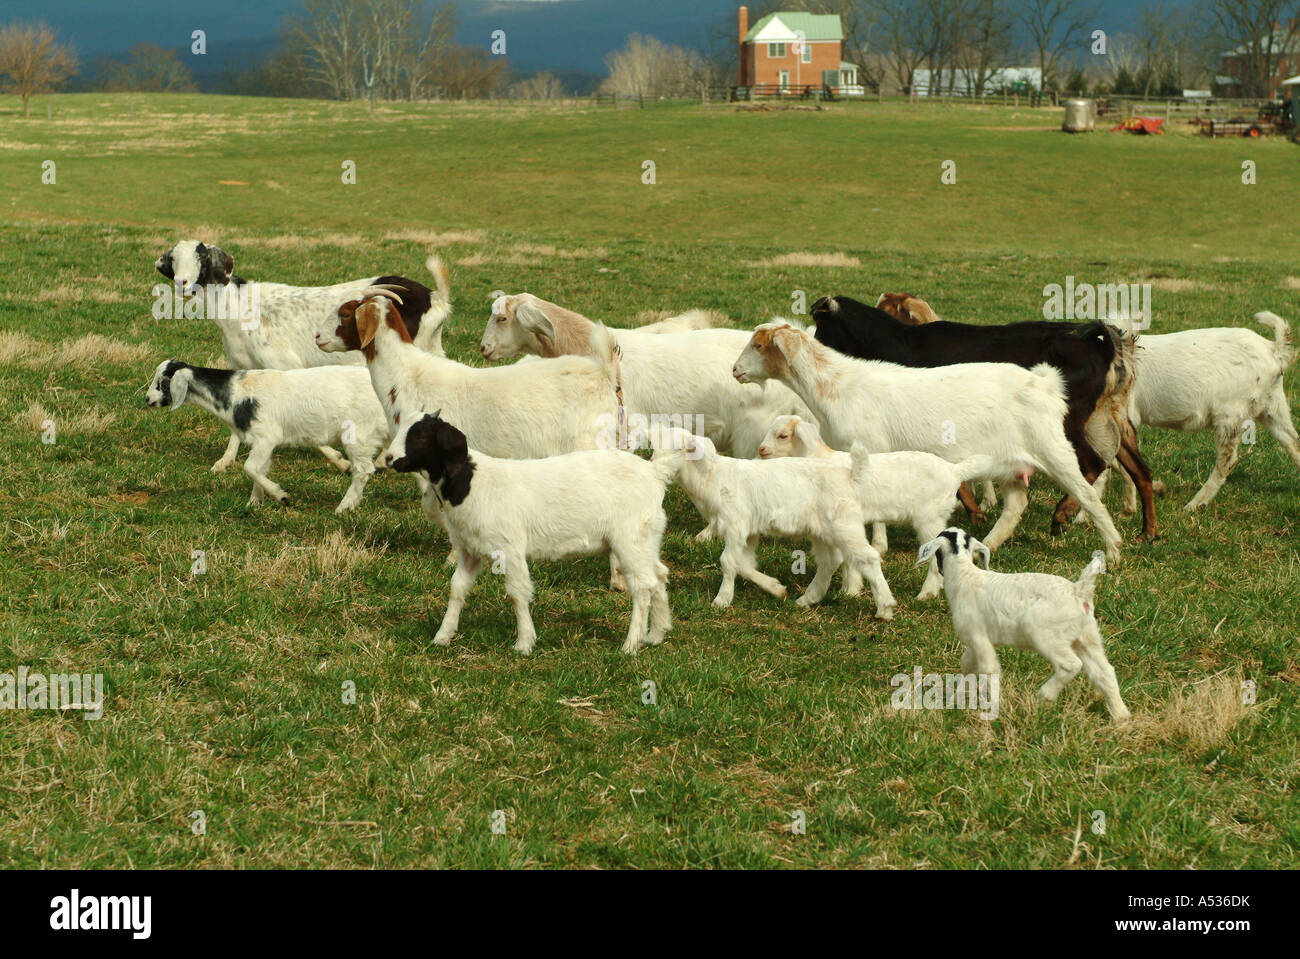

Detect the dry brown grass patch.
[
  {"left": 13, "top": 401, "right": 117, "bottom": 436},
  {"left": 243, "top": 530, "right": 386, "bottom": 586},
  {"left": 383, "top": 229, "right": 485, "bottom": 246},
  {"left": 751, "top": 252, "right": 861, "bottom": 268},
  {"left": 1122, "top": 670, "right": 1263, "bottom": 751},
  {"left": 52, "top": 334, "right": 152, "bottom": 368}
]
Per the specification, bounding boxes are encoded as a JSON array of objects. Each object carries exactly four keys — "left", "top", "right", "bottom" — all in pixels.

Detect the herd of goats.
[{"left": 141, "top": 240, "right": 1300, "bottom": 723}]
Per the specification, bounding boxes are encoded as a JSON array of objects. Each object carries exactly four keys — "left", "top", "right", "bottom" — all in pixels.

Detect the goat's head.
[
  {"left": 734, "top": 322, "right": 804, "bottom": 384},
  {"left": 155, "top": 241, "right": 234, "bottom": 295},
  {"left": 758, "top": 414, "right": 822, "bottom": 460},
  {"left": 875, "top": 292, "right": 939, "bottom": 325},
  {"left": 916, "top": 527, "right": 991, "bottom": 573},
  {"left": 480, "top": 292, "right": 558, "bottom": 360},
  {"left": 381, "top": 410, "right": 476, "bottom": 506},
  {"left": 145, "top": 358, "right": 194, "bottom": 410},
  {"left": 317, "top": 288, "right": 408, "bottom": 359}
]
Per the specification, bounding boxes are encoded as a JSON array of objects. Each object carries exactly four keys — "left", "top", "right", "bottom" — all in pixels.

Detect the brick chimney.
[{"left": 738, "top": 6, "right": 749, "bottom": 86}]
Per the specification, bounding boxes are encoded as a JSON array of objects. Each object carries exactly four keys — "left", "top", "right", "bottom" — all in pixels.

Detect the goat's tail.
[
  {"left": 425, "top": 254, "right": 451, "bottom": 304},
  {"left": 848, "top": 441, "right": 871, "bottom": 489},
  {"left": 1254, "top": 311, "right": 1296, "bottom": 369},
  {"left": 1075, "top": 556, "right": 1103, "bottom": 607}
]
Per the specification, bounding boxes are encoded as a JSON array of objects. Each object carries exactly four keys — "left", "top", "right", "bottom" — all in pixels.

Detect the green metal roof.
[{"left": 745, "top": 12, "right": 844, "bottom": 43}]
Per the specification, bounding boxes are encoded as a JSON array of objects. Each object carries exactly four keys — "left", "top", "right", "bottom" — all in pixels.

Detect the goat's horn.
[{"left": 358, "top": 286, "right": 404, "bottom": 305}]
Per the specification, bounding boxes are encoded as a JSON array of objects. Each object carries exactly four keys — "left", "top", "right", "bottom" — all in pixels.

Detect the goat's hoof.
[
  {"left": 875, "top": 606, "right": 897, "bottom": 621},
  {"left": 794, "top": 596, "right": 815, "bottom": 609},
  {"left": 970, "top": 510, "right": 988, "bottom": 525},
  {"left": 609, "top": 575, "right": 628, "bottom": 593},
  {"left": 277, "top": 494, "right": 291, "bottom": 506},
  {"left": 1153, "top": 481, "right": 1168, "bottom": 495},
  {"left": 711, "top": 597, "right": 732, "bottom": 609},
  {"left": 211, "top": 461, "right": 233, "bottom": 474},
  {"left": 619, "top": 641, "right": 640, "bottom": 655},
  {"left": 1138, "top": 531, "right": 1161, "bottom": 543},
  {"left": 1182, "top": 500, "right": 1207, "bottom": 512},
  {"left": 433, "top": 634, "right": 454, "bottom": 647},
  {"left": 512, "top": 640, "right": 535, "bottom": 656},
  {"left": 915, "top": 587, "right": 940, "bottom": 601},
  {"left": 1112, "top": 709, "right": 1133, "bottom": 724}
]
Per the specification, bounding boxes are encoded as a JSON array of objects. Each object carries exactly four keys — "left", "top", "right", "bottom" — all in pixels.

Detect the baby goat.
[
  {"left": 382, "top": 412, "right": 672, "bottom": 655},
  {"left": 145, "top": 359, "right": 388, "bottom": 512},
  {"left": 653, "top": 428, "right": 896, "bottom": 617},
  {"left": 917, "top": 528, "right": 1130, "bottom": 723},
  {"left": 759, "top": 414, "right": 1029, "bottom": 600}
]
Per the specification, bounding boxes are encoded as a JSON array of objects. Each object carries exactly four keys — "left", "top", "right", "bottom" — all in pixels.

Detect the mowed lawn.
[{"left": 1, "top": 93, "right": 1298, "bottom": 868}]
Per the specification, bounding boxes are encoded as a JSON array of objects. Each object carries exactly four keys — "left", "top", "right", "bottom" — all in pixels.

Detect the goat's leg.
[
  {"left": 1261, "top": 385, "right": 1300, "bottom": 471},
  {"left": 243, "top": 443, "right": 289, "bottom": 506},
  {"left": 1051, "top": 439, "right": 1105, "bottom": 536},
  {"left": 1114, "top": 430, "right": 1159, "bottom": 539},
  {"left": 335, "top": 443, "right": 376, "bottom": 514},
  {"left": 1037, "top": 643, "right": 1083, "bottom": 704},
  {"left": 959, "top": 631, "right": 1001, "bottom": 712},
  {"left": 1040, "top": 445, "right": 1123, "bottom": 565},
  {"left": 714, "top": 536, "right": 785, "bottom": 607},
  {"left": 1184, "top": 424, "right": 1243, "bottom": 511},
  {"left": 211, "top": 431, "right": 240, "bottom": 473},
  {"left": 620, "top": 578, "right": 652, "bottom": 655},
  {"left": 1076, "top": 623, "right": 1131, "bottom": 722},
  {"left": 795, "top": 542, "right": 838, "bottom": 608},
  {"left": 979, "top": 479, "right": 998, "bottom": 513},
  {"left": 694, "top": 520, "right": 717, "bottom": 543},
  {"left": 913, "top": 517, "right": 948, "bottom": 601},
  {"left": 980, "top": 477, "right": 1029, "bottom": 551},
  {"left": 434, "top": 551, "right": 481, "bottom": 646},
  {"left": 870, "top": 522, "right": 888, "bottom": 554},
  {"left": 842, "top": 533, "right": 895, "bottom": 620},
  {"left": 318, "top": 445, "right": 350, "bottom": 472},
  {"left": 504, "top": 553, "right": 538, "bottom": 655},
  {"left": 837, "top": 545, "right": 865, "bottom": 596},
  {"left": 956, "top": 482, "right": 987, "bottom": 525},
  {"left": 608, "top": 555, "right": 628, "bottom": 592},
  {"left": 645, "top": 562, "right": 672, "bottom": 646}
]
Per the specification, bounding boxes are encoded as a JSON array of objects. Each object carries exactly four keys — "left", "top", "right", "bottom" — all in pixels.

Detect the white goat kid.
[
  {"left": 154, "top": 240, "right": 450, "bottom": 472},
  {"left": 653, "top": 428, "right": 896, "bottom": 617},
  {"left": 382, "top": 412, "right": 672, "bottom": 655},
  {"left": 1100, "top": 311, "right": 1300, "bottom": 511},
  {"left": 758, "top": 414, "right": 1023, "bottom": 600},
  {"left": 733, "top": 322, "right": 1123, "bottom": 567},
  {"left": 917, "top": 528, "right": 1130, "bottom": 723},
  {"left": 145, "top": 359, "right": 387, "bottom": 513}
]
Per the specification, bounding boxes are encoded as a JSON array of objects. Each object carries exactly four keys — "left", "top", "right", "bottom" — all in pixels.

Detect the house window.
[
  {"left": 801, "top": 43, "right": 812, "bottom": 64},
  {"left": 779, "top": 70, "right": 790, "bottom": 90},
  {"left": 768, "top": 42, "right": 786, "bottom": 58}
]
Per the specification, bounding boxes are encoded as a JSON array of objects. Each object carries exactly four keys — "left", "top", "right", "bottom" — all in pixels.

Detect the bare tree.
[
  {"left": 601, "top": 34, "right": 708, "bottom": 99},
  {"left": 0, "top": 21, "right": 78, "bottom": 118},
  {"left": 875, "top": 0, "right": 939, "bottom": 93},
  {"left": 1205, "top": 0, "right": 1300, "bottom": 97},
  {"left": 1014, "top": 0, "right": 1101, "bottom": 92},
  {"left": 510, "top": 71, "right": 565, "bottom": 100},
  {"left": 98, "top": 44, "right": 197, "bottom": 93},
  {"left": 953, "top": 0, "right": 1017, "bottom": 95}
]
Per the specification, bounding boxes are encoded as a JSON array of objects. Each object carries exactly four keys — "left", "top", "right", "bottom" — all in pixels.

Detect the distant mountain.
[{"left": 9, "top": 0, "right": 1187, "bottom": 83}]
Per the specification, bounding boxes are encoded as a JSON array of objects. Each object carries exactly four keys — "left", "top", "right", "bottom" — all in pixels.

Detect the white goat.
[
  {"left": 733, "top": 321, "right": 1124, "bottom": 566},
  {"left": 917, "top": 528, "right": 1130, "bottom": 723},
  {"left": 758, "top": 414, "right": 1029, "bottom": 600},
  {"left": 1098, "top": 311, "right": 1300, "bottom": 511},
  {"left": 145, "top": 359, "right": 387, "bottom": 513},
  {"left": 479, "top": 293, "right": 816, "bottom": 459},
  {"left": 153, "top": 240, "right": 450, "bottom": 472},
  {"left": 382, "top": 412, "right": 672, "bottom": 655},
  {"left": 652, "top": 428, "right": 896, "bottom": 617}
]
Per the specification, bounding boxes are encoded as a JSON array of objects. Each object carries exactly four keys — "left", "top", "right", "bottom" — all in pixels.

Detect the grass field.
[{"left": 1, "top": 93, "right": 1298, "bottom": 869}]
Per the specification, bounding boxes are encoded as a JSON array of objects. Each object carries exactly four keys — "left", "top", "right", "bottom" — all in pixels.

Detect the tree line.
[{"left": 1, "top": 0, "right": 1296, "bottom": 114}]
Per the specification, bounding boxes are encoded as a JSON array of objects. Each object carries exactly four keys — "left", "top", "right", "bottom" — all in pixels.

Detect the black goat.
[{"left": 810, "top": 295, "right": 1157, "bottom": 541}]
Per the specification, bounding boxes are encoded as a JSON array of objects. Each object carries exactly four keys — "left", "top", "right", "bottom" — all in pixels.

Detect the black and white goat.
[
  {"left": 145, "top": 359, "right": 388, "bottom": 512},
  {"left": 918, "top": 528, "right": 1131, "bottom": 723},
  {"left": 382, "top": 412, "right": 673, "bottom": 655}
]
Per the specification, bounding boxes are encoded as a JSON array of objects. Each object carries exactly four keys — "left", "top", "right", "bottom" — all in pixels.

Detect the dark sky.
[{"left": 7, "top": 1, "right": 1183, "bottom": 74}]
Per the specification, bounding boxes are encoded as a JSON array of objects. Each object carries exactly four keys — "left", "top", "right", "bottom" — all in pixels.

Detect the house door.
[
  {"left": 779, "top": 70, "right": 790, "bottom": 90},
  {"left": 822, "top": 69, "right": 838, "bottom": 89}
]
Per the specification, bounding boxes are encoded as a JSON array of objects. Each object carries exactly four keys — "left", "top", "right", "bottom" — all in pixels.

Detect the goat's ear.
[
  {"left": 202, "top": 244, "right": 234, "bottom": 285},
  {"left": 970, "top": 539, "right": 991, "bottom": 570},
  {"left": 514, "top": 302, "right": 557, "bottom": 351},
  {"left": 155, "top": 251, "right": 175, "bottom": 279},
  {"left": 915, "top": 538, "right": 942, "bottom": 567},
  {"left": 355, "top": 302, "right": 381, "bottom": 349},
  {"left": 793, "top": 419, "right": 821, "bottom": 451},
  {"left": 168, "top": 368, "right": 193, "bottom": 410}
]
